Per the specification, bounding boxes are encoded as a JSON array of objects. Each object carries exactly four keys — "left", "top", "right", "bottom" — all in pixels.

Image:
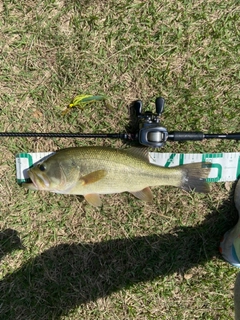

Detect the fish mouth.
[{"left": 28, "top": 170, "right": 50, "bottom": 190}]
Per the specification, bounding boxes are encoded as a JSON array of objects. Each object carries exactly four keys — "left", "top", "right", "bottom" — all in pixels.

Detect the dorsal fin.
[{"left": 125, "top": 147, "right": 149, "bottom": 162}]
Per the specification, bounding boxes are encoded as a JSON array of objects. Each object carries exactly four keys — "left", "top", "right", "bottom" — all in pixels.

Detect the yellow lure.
[{"left": 62, "top": 94, "right": 113, "bottom": 115}]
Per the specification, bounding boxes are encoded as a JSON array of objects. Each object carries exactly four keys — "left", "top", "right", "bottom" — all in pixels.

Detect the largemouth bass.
[{"left": 23, "top": 147, "right": 210, "bottom": 206}]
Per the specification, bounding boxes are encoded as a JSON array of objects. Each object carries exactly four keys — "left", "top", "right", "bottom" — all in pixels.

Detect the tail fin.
[{"left": 180, "top": 162, "right": 211, "bottom": 193}]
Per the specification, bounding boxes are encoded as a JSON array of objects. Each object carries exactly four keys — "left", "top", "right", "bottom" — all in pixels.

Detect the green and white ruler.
[{"left": 16, "top": 152, "right": 240, "bottom": 184}]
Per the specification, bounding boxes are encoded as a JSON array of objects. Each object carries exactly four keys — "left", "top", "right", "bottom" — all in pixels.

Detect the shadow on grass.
[
  {"left": 0, "top": 188, "right": 238, "bottom": 319},
  {"left": 0, "top": 229, "right": 24, "bottom": 261}
]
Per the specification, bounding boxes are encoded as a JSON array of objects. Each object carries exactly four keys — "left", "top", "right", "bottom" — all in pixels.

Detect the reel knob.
[{"left": 155, "top": 97, "right": 164, "bottom": 115}]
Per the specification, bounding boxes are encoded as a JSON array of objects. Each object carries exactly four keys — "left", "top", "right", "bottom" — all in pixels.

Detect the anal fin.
[
  {"left": 130, "top": 187, "right": 153, "bottom": 202},
  {"left": 84, "top": 194, "right": 102, "bottom": 207}
]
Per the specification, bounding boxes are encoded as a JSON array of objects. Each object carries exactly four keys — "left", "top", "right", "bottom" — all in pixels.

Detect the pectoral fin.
[
  {"left": 80, "top": 170, "right": 107, "bottom": 185},
  {"left": 130, "top": 187, "right": 153, "bottom": 202},
  {"left": 84, "top": 194, "right": 102, "bottom": 206}
]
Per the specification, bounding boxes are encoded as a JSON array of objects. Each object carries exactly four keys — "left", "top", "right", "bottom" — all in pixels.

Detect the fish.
[{"left": 22, "top": 146, "right": 210, "bottom": 206}]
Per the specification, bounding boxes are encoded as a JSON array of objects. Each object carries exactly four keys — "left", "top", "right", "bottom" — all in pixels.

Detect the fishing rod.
[{"left": 1, "top": 97, "right": 240, "bottom": 148}]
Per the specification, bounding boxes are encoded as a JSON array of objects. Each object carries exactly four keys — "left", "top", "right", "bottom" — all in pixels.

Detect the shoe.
[
  {"left": 219, "top": 179, "right": 240, "bottom": 268},
  {"left": 235, "top": 272, "right": 240, "bottom": 320}
]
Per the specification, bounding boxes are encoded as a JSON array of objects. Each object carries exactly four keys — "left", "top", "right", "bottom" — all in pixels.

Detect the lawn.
[{"left": 0, "top": 0, "right": 239, "bottom": 319}]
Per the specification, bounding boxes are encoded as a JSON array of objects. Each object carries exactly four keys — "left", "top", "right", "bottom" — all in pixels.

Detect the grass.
[{"left": 0, "top": 0, "right": 240, "bottom": 319}]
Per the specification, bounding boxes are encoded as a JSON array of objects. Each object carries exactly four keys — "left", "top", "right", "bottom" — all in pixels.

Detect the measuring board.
[{"left": 16, "top": 152, "right": 240, "bottom": 184}]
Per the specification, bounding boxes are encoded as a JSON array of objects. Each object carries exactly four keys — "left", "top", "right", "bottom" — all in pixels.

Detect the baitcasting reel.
[
  {"left": 131, "top": 97, "right": 240, "bottom": 147},
  {"left": 133, "top": 97, "right": 168, "bottom": 148}
]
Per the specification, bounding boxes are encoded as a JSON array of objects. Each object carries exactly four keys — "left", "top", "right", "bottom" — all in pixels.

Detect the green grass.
[{"left": 0, "top": 0, "right": 240, "bottom": 319}]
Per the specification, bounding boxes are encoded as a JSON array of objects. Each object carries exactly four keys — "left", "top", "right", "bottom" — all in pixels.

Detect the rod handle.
[{"left": 168, "top": 131, "right": 204, "bottom": 141}]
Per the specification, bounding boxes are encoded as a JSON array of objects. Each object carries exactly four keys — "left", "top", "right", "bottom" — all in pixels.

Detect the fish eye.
[{"left": 38, "top": 164, "right": 46, "bottom": 172}]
